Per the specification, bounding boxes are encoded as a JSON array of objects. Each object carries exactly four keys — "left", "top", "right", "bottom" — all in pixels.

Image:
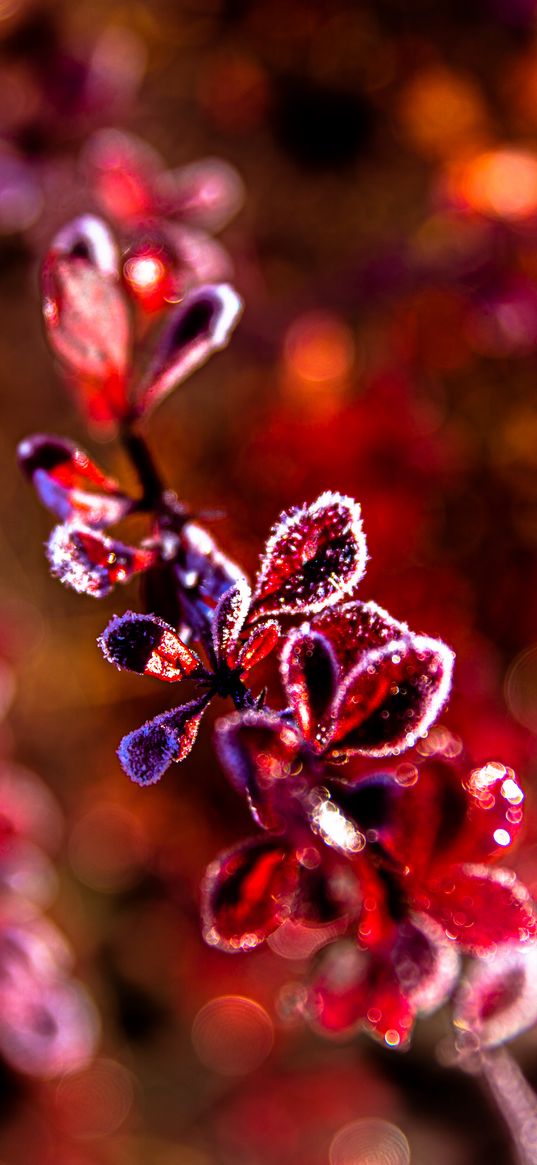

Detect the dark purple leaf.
[
  {"left": 99, "top": 611, "right": 200, "bottom": 680},
  {"left": 117, "top": 698, "right": 208, "bottom": 785},
  {"left": 50, "top": 214, "right": 119, "bottom": 279}
]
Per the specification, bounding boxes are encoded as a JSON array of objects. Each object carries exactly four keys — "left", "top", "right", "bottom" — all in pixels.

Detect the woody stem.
[
  {"left": 121, "top": 426, "right": 166, "bottom": 510},
  {"left": 481, "top": 1047, "right": 537, "bottom": 1165}
]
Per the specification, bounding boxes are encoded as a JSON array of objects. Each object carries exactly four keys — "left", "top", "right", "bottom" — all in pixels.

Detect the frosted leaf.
[
  {"left": 18, "top": 434, "right": 132, "bottom": 528},
  {"left": 99, "top": 611, "right": 200, "bottom": 681},
  {"left": 117, "top": 698, "right": 208, "bottom": 785},
  {"left": 453, "top": 943, "right": 537, "bottom": 1048},
  {"left": 327, "top": 635, "right": 454, "bottom": 757},
  {"left": 253, "top": 492, "right": 367, "bottom": 616},
  {"left": 201, "top": 835, "right": 298, "bottom": 952},
  {"left": 280, "top": 629, "right": 339, "bottom": 745},
  {"left": 311, "top": 600, "right": 409, "bottom": 671},
  {"left": 42, "top": 254, "right": 130, "bottom": 388},
  {"left": 47, "top": 524, "right": 155, "bottom": 598},
  {"left": 135, "top": 283, "right": 243, "bottom": 416},
  {"left": 212, "top": 577, "right": 252, "bottom": 666}
]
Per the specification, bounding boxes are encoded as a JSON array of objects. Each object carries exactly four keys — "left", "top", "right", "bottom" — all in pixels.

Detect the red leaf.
[
  {"left": 99, "top": 612, "right": 200, "bottom": 681},
  {"left": 236, "top": 620, "right": 280, "bottom": 674},
  {"left": 308, "top": 940, "right": 370, "bottom": 1036},
  {"left": 201, "top": 835, "right": 299, "bottom": 951},
  {"left": 253, "top": 492, "right": 367, "bottom": 616},
  {"left": 328, "top": 634, "right": 454, "bottom": 757},
  {"left": 455, "top": 763, "right": 527, "bottom": 865},
  {"left": 122, "top": 229, "right": 183, "bottom": 314},
  {"left": 419, "top": 865, "right": 537, "bottom": 953},
  {"left": 83, "top": 128, "right": 160, "bottom": 222}
]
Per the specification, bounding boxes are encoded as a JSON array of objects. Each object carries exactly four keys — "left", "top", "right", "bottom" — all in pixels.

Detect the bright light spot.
[
  {"left": 124, "top": 255, "right": 165, "bottom": 292},
  {"left": 451, "top": 148, "right": 537, "bottom": 220},
  {"left": 469, "top": 762, "right": 507, "bottom": 791},
  {"left": 501, "top": 778, "right": 524, "bottom": 805},
  {"left": 493, "top": 828, "right": 511, "bottom": 848},
  {"left": 283, "top": 312, "right": 354, "bottom": 384},
  {"left": 384, "top": 1029, "right": 401, "bottom": 1047},
  {"left": 329, "top": 1117, "right": 410, "bottom": 1165},
  {"left": 191, "top": 996, "right": 273, "bottom": 1075},
  {"left": 417, "top": 725, "right": 462, "bottom": 758},
  {"left": 310, "top": 794, "right": 365, "bottom": 855}
]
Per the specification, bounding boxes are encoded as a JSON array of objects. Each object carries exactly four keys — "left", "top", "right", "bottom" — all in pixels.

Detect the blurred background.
[{"left": 2, "top": 0, "right": 537, "bottom": 1161}]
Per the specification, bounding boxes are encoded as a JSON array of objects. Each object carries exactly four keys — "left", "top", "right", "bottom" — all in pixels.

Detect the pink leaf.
[
  {"left": 453, "top": 943, "right": 537, "bottom": 1048},
  {"left": 42, "top": 254, "right": 130, "bottom": 394},
  {"left": 135, "top": 283, "right": 243, "bottom": 417},
  {"left": 253, "top": 492, "right": 367, "bottom": 616},
  {"left": 156, "top": 157, "right": 244, "bottom": 231}
]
